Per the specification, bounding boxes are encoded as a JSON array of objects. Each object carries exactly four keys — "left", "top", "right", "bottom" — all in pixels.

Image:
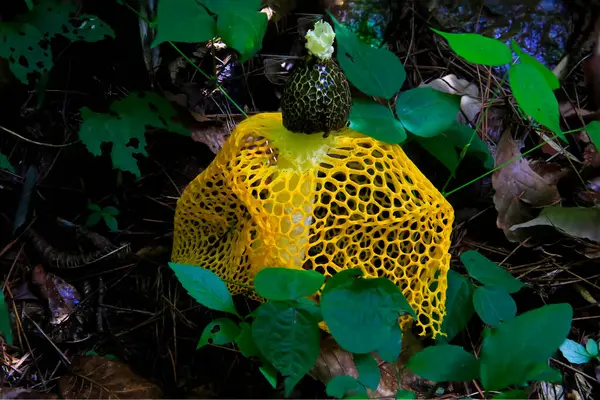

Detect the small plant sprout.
[{"left": 86, "top": 203, "right": 120, "bottom": 232}]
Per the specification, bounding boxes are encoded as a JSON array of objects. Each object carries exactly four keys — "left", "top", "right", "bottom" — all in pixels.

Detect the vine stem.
[
  {"left": 440, "top": 67, "right": 510, "bottom": 194},
  {"left": 119, "top": 0, "right": 248, "bottom": 118}
]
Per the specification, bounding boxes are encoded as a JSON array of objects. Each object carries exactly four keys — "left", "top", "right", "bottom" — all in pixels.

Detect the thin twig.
[
  {"left": 0, "top": 125, "right": 79, "bottom": 148},
  {"left": 551, "top": 357, "right": 600, "bottom": 383}
]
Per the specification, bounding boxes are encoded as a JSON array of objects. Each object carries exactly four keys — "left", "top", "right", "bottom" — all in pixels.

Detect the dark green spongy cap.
[{"left": 280, "top": 46, "right": 351, "bottom": 134}]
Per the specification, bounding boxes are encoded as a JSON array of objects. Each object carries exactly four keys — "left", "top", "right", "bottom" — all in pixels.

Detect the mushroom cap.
[{"left": 171, "top": 112, "right": 454, "bottom": 337}]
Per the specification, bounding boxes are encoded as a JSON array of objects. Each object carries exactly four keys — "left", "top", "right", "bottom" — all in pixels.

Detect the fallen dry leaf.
[
  {"left": 163, "top": 91, "right": 188, "bottom": 109},
  {"left": 538, "top": 376, "right": 593, "bottom": 400},
  {"left": 29, "top": 264, "right": 90, "bottom": 343},
  {"left": 308, "top": 332, "right": 429, "bottom": 399},
  {"left": 536, "top": 131, "right": 579, "bottom": 162},
  {"left": 0, "top": 387, "right": 57, "bottom": 399},
  {"left": 492, "top": 130, "right": 566, "bottom": 242},
  {"left": 190, "top": 121, "right": 231, "bottom": 154},
  {"left": 58, "top": 355, "right": 163, "bottom": 399},
  {"left": 31, "top": 265, "right": 80, "bottom": 326},
  {"left": 584, "top": 144, "right": 600, "bottom": 167},
  {"left": 573, "top": 283, "right": 600, "bottom": 309},
  {"left": 420, "top": 74, "right": 482, "bottom": 125},
  {"left": 538, "top": 382, "right": 567, "bottom": 400},
  {"left": 482, "top": 106, "right": 507, "bottom": 145},
  {"left": 510, "top": 206, "right": 600, "bottom": 242},
  {"left": 578, "top": 246, "right": 600, "bottom": 259},
  {"left": 558, "top": 101, "right": 598, "bottom": 121}
]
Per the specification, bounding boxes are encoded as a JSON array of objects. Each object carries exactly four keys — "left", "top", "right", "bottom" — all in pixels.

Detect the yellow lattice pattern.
[{"left": 172, "top": 113, "right": 454, "bottom": 337}]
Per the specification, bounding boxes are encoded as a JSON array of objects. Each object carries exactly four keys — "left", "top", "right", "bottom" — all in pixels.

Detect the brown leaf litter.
[
  {"left": 510, "top": 206, "right": 600, "bottom": 243},
  {"left": 58, "top": 355, "right": 163, "bottom": 399},
  {"left": 0, "top": 387, "right": 58, "bottom": 399},
  {"left": 189, "top": 120, "right": 231, "bottom": 154},
  {"left": 309, "top": 332, "right": 443, "bottom": 399},
  {"left": 492, "top": 130, "right": 567, "bottom": 243}
]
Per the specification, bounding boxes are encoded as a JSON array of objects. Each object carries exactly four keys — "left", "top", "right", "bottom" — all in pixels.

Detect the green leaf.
[
  {"left": 197, "top": 318, "right": 241, "bottom": 349},
  {"left": 63, "top": 14, "right": 115, "bottom": 42},
  {"left": 202, "top": 0, "right": 262, "bottom": 14},
  {"left": 407, "top": 344, "right": 479, "bottom": 382},
  {"left": 586, "top": 338, "right": 599, "bottom": 357},
  {"left": 259, "top": 362, "right": 278, "bottom": 389},
  {"left": 511, "top": 41, "right": 559, "bottom": 90},
  {"left": 480, "top": 303, "right": 573, "bottom": 390},
  {"left": 437, "top": 270, "right": 475, "bottom": 344},
  {"left": 153, "top": 0, "right": 217, "bottom": 47},
  {"left": 2, "top": 0, "right": 113, "bottom": 84},
  {"left": 112, "top": 91, "right": 189, "bottom": 135},
  {"left": 102, "top": 206, "right": 120, "bottom": 216},
  {"left": 354, "top": 353, "right": 380, "bottom": 390},
  {"left": 396, "top": 88, "right": 460, "bottom": 137},
  {"left": 348, "top": 99, "right": 407, "bottom": 144},
  {"left": 85, "top": 213, "right": 102, "bottom": 228},
  {"left": 375, "top": 322, "right": 402, "bottom": 362},
  {"left": 87, "top": 203, "right": 102, "bottom": 212},
  {"left": 23, "top": 1, "right": 74, "bottom": 38},
  {"left": 102, "top": 215, "right": 119, "bottom": 232},
  {"left": 25, "top": 0, "right": 34, "bottom": 10},
  {"left": 254, "top": 268, "right": 325, "bottom": 301},
  {"left": 396, "top": 389, "right": 416, "bottom": 399},
  {"left": 493, "top": 389, "right": 529, "bottom": 399},
  {"left": 0, "top": 290, "right": 13, "bottom": 345},
  {"left": 510, "top": 206, "right": 600, "bottom": 243},
  {"left": 0, "top": 23, "right": 52, "bottom": 84},
  {"left": 236, "top": 322, "right": 260, "bottom": 357},
  {"left": 524, "top": 363, "right": 562, "bottom": 383},
  {"left": 586, "top": 120, "right": 600, "bottom": 152},
  {"left": 473, "top": 286, "right": 516, "bottom": 327},
  {"left": 217, "top": 9, "right": 267, "bottom": 62},
  {"left": 252, "top": 301, "right": 320, "bottom": 396},
  {"left": 323, "top": 268, "right": 364, "bottom": 294},
  {"left": 0, "top": 153, "right": 15, "bottom": 173},
  {"left": 559, "top": 338, "right": 591, "bottom": 364},
  {"left": 460, "top": 250, "right": 525, "bottom": 294},
  {"left": 168, "top": 263, "right": 239, "bottom": 316},
  {"left": 508, "top": 63, "right": 565, "bottom": 141},
  {"left": 431, "top": 29, "right": 512, "bottom": 66},
  {"left": 79, "top": 109, "right": 144, "bottom": 176},
  {"left": 16, "top": 1, "right": 74, "bottom": 38},
  {"left": 78, "top": 92, "right": 188, "bottom": 178},
  {"left": 291, "top": 298, "right": 322, "bottom": 322},
  {"left": 326, "top": 375, "right": 368, "bottom": 399},
  {"left": 19, "top": 1, "right": 114, "bottom": 43},
  {"left": 446, "top": 122, "right": 493, "bottom": 169},
  {"left": 414, "top": 135, "right": 459, "bottom": 172},
  {"left": 321, "top": 277, "right": 416, "bottom": 354},
  {"left": 329, "top": 14, "right": 405, "bottom": 99}
]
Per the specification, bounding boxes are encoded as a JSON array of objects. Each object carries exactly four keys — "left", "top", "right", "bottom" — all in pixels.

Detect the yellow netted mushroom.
[{"left": 171, "top": 21, "right": 454, "bottom": 338}]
